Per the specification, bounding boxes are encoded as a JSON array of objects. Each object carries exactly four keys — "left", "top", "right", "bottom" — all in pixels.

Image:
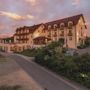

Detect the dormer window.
[
  {"left": 27, "top": 29, "right": 29, "bottom": 33},
  {"left": 54, "top": 24, "right": 57, "bottom": 29},
  {"left": 48, "top": 25, "right": 51, "bottom": 30},
  {"left": 68, "top": 21, "right": 73, "bottom": 29},
  {"left": 60, "top": 23, "right": 64, "bottom": 30}
]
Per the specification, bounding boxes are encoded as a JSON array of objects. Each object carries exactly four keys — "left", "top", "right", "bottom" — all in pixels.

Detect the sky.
[{"left": 0, "top": 0, "right": 90, "bottom": 37}]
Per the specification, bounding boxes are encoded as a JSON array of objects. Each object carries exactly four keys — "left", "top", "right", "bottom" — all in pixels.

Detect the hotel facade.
[{"left": 0, "top": 14, "right": 87, "bottom": 52}]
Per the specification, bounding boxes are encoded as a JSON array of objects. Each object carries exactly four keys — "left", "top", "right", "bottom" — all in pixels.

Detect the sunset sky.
[{"left": 0, "top": 0, "right": 90, "bottom": 37}]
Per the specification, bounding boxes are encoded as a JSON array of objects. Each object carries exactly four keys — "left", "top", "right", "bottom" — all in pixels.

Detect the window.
[
  {"left": 54, "top": 24, "right": 57, "bottom": 29},
  {"left": 21, "top": 30, "right": 23, "bottom": 34},
  {"left": 69, "top": 37, "right": 72, "bottom": 40},
  {"left": 31, "top": 35, "right": 33, "bottom": 38},
  {"left": 48, "top": 25, "right": 51, "bottom": 30},
  {"left": 26, "top": 29, "right": 29, "bottom": 33},
  {"left": 55, "top": 37, "right": 57, "bottom": 41},
  {"left": 48, "top": 30, "right": 51, "bottom": 37},
  {"left": 21, "top": 36, "right": 23, "bottom": 39},
  {"left": 81, "top": 27, "right": 82, "bottom": 30},
  {"left": 60, "top": 31, "right": 64, "bottom": 36},
  {"left": 81, "top": 30, "right": 83, "bottom": 36},
  {"left": 43, "top": 30, "right": 45, "bottom": 33},
  {"left": 68, "top": 30, "right": 73, "bottom": 36},
  {"left": 60, "top": 23, "right": 64, "bottom": 30},
  {"left": 54, "top": 32, "right": 57, "bottom": 37},
  {"left": 68, "top": 21, "right": 73, "bottom": 29}
]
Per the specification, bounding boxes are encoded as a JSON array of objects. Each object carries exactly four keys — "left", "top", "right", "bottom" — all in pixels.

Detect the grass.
[{"left": 0, "top": 85, "right": 21, "bottom": 90}]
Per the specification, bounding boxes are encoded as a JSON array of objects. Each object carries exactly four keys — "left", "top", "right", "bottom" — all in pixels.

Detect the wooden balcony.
[
  {"left": 68, "top": 30, "right": 73, "bottom": 36},
  {"left": 33, "top": 36, "right": 51, "bottom": 45},
  {"left": 68, "top": 33, "right": 73, "bottom": 36},
  {"left": 16, "top": 38, "right": 29, "bottom": 41},
  {"left": 60, "top": 33, "right": 64, "bottom": 36}
]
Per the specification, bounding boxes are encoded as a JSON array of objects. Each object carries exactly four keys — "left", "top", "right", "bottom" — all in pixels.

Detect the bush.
[
  {"left": 18, "top": 48, "right": 37, "bottom": 57},
  {"left": 75, "top": 53, "right": 90, "bottom": 72},
  {"left": 85, "top": 37, "right": 90, "bottom": 47},
  {"left": 77, "top": 37, "right": 90, "bottom": 49},
  {"left": 35, "top": 46, "right": 90, "bottom": 89}
]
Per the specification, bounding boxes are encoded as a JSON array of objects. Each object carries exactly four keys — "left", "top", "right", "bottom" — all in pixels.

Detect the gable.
[
  {"left": 77, "top": 16, "right": 87, "bottom": 29},
  {"left": 33, "top": 24, "right": 45, "bottom": 38}
]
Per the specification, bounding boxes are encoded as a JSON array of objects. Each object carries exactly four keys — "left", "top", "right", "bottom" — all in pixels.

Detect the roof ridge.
[{"left": 45, "top": 14, "right": 83, "bottom": 24}]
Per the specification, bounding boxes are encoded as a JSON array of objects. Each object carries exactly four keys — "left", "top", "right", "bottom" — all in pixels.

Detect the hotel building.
[
  {"left": 0, "top": 36, "right": 14, "bottom": 52},
  {"left": 0, "top": 14, "right": 87, "bottom": 52}
]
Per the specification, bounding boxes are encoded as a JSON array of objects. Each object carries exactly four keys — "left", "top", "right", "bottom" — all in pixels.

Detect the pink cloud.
[
  {"left": 0, "top": 34, "right": 13, "bottom": 38},
  {"left": 24, "top": 0, "right": 37, "bottom": 6},
  {"left": 0, "top": 11, "right": 34, "bottom": 20},
  {"left": 72, "top": 0, "right": 80, "bottom": 5}
]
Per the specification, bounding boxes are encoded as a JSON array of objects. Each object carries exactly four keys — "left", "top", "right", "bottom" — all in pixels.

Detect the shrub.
[
  {"left": 77, "top": 37, "right": 90, "bottom": 49},
  {"left": 35, "top": 47, "right": 90, "bottom": 88},
  {"left": 85, "top": 37, "right": 90, "bottom": 47},
  {"left": 19, "top": 48, "right": 37, "bottom": 57}
]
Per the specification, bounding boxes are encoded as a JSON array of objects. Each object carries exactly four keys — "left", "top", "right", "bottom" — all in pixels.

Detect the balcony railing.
[
  {"left": 68, "top": 26, "right": 73, "bottom": 29},
  {"left": 60, "top": 34, "right": 64, "bottom": 36},
  {"left": 68, "top": 33, "right": 73, "bottom": 36},
  {"left": 68, "top": 30, "right": 73, "bottom": 36}
]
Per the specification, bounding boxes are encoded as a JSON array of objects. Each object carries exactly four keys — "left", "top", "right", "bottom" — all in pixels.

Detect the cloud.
[
  {"left": 72, "top": 0, "right": 80, "bottom": 5},
  {"left": 0, "top": 24, "right": 6, "bottom": 29},
  {"left": 25, "top": 0, "right": 37, "bottom": 6},
  {"left": 26, "top": 14, "right": 34, "bottom": 19},
  {"left": 0, "top": 34, "right": 13, "bottom": 38},
  {"left": 0, "top": 11, "right": 25, "bottom": 20},
  {"left": 0, "top": 0, "right": 89, "bottom": 36},
  {"left": 0, "top": 11, "right": 34, "bottom": 20}
]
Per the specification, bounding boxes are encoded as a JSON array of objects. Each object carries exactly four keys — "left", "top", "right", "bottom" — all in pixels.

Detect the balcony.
[
  {"left": 60, "top": 31, "right": 64, "bottom": 36},
  {"left": 68, "top": 30, "right": 73, "bottom": 36},
  {"left": 33, "top": 36, "right": 51, "bottom": 45},
  {"left": 53, "top": 34, "right": 57, "bottom": 37},
  {"left": 16, "top": 38, "right": 29, "bottom": 41},
  {"left": 68, "top": 26, "right": 73, "bottom": 29},
  {"left": 48, "top": 35, "right": 51, "bottom": 37},
  {"left": 60, "top": 27, "right": 64, "bottom": 30},
  {"left": 60, "top": 34, "right": 64, "bottom": 36},
  {"left": 68, "top": 33, "right": 73, "bottom": 36}
]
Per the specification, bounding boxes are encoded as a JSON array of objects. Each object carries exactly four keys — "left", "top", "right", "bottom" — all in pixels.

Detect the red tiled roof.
[
  {"left": 15, "top": 14, "right": 87, "bottom": 34},
  {"left": 16, "top": 24, "right": 42, "bottom": 33},
  {"left": 28, "top": 24, "right": 42, "bottom": 33},
  {"left": 44, "top": 14, "right": 86, "bottom": 29}
]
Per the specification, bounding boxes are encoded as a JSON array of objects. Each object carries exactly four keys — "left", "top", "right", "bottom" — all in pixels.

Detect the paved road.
[{"left": 1, "top": 52, "right": 87, "bottom": 90}]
